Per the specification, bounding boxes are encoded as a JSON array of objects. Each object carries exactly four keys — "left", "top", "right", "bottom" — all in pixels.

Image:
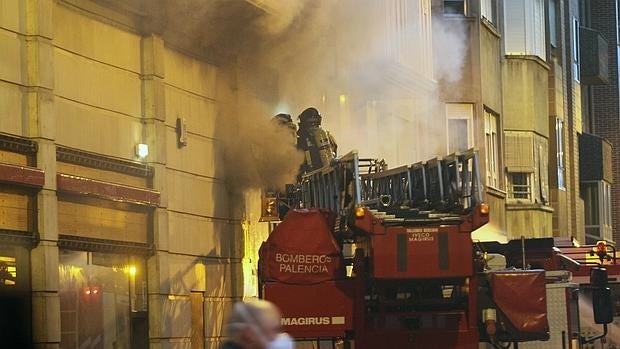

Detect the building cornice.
[
  {"left": 0, "top": 229, "right": 39, "bottom": 248},
  {"left": 58, "top": 234, "right": 153, "bottom": 255},
  {"left": 0, "top": 133, "right": 38, "bottom": 155},
  {"left": 56, "top": 146, "right": 154, "bottom": 178}
]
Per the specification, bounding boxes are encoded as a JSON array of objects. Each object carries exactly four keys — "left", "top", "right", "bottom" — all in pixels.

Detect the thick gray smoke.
[{"left": 214, "top": 0, "right": 469, "bottom": 191}]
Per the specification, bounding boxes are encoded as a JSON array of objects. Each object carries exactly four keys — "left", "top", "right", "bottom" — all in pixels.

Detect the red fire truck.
[{"left": 258, "top": 149, "right": 614, "bottom": 349}]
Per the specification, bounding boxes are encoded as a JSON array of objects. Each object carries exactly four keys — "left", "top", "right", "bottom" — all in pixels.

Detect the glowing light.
[
  {"left": 339, "top": 94, "right": 347, "bottom": 104},
  {"left": 135, "top": 143, "right": 149, "bottom": 159},
  {"left": 128, "top": 265, "right": 137, "bottom": 276},
  {"left": 355, "top": 206, "right": 365, "bottom": 218}
]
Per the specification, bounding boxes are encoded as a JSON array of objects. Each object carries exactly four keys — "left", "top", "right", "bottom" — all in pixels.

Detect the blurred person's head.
[
  {"left": 223, "top": 299, "right": 293, "bottom": 349},
  {"left": 268, "top": 333, "right": 294, "bottom": 349}
]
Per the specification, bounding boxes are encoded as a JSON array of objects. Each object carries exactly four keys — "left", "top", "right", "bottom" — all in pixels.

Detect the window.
[
  {"left": 383, "top": 0, "right": 433, "bottom": 78},
  {"left": 573, "top": 17, "right": 580, "bottom": 81},
  {"left": 484, "top": 110, "right": 500, "bottom": 189},
  {"left": 549, "top": 0, "right": 558, "bottom": 48},
  {"left": 536, "top": 143, "right": 549, "bottom": 203},
  {"left": 510, "top": 173, "right": 532, "bottom": 200},
  {"left": 556, "top": 118, "right": 565, "bottom": 190},
  {"left": 446, "top": 103, "right": 473, "bottom": 154},
  {"left": 0, "top": 255, "right": 16, "bottom": 286},
  {"left": 481, "top": 0, "right": 496, "bottom": 24},
  {"left": 504, "top": 0, "right": 546, "bottom": 59},
  {"left": 583, "top": 181, "right": 613, "bottom": 242},
  {"left": 444, "top": 0, "right": 465, "bottom": 15},
  {"left": 59, "top": 251, "right": 147, "bottom": 349},
  {"left": 448, "top": 119, "right": 469, "bottom": 153}
]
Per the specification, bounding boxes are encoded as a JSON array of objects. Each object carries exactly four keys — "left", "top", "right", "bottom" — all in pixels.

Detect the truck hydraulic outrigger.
[{"left": 478, "top": 237, "right": 616, "bottom": 348}]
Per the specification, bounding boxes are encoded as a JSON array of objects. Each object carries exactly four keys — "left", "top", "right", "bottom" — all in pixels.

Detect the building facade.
[
  {"left": 579, "top": 0, "right": 619, "bottom": 243},
  {"left": 0, "top": 0, "right": 618, "bottom": 348},
  {"left": 432, "top": 0, "right": 616, "bottom": 244},
  {"left": 0, "top": 0, "right": 260, "bottom": 348}
]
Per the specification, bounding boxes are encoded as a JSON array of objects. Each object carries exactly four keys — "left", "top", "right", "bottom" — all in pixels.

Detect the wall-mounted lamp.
[
  {"left": 176, "top": 117, "right": 187, "bottom": 148},
  {"left": 135, "top": 143, "right": 149, "bottom": 159}
]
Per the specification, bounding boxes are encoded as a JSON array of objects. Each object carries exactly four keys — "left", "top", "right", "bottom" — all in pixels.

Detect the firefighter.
[
  {"left": 221, "top": 299, "right": 293, "bottom": 349},
  {"left": 272, "top": 113, "right": 297, "bottom": 139},
  {"left": 296, "top": 107, "right": 337, "bottom": 173}
]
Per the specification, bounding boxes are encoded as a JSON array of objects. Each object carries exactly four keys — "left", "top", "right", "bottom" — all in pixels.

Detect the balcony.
[
  {"left": 580, "top": 27, "right": 609, "bottom": 85},
  {"left": 579, "top": 133, "right": 613, "bottom": 183}
]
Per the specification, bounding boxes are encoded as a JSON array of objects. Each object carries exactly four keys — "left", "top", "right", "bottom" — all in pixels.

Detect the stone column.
[
  {"left": 141, "top": 34, "right": 174, "bottom": 348},
  {"left": 22, "top": 0, "right": 60, "bottom": 348}
]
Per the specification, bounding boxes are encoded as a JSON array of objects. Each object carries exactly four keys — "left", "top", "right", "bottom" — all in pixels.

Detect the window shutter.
[
  {"left": 505, "top": 131, "right": 534, "bottom": 172},
  {"left": 504, "top": 0, "right": 526, "bottom": 54}
]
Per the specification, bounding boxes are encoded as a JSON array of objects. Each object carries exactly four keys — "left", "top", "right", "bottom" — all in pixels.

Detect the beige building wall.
[
  {"left": 0, "top": 0, "right": 28, "bottom": 136},
  {"left": 0, "top": 1, "right": 254, "bottom": 348},
  {"left": 476, "top": 21, "right": 507, "bottom": 242},
  {"left": 501, "top": 57, "right": 553, "bottom": 239},
  {"left": 53, "top": 3, "right": 143, "bottom": 158}
]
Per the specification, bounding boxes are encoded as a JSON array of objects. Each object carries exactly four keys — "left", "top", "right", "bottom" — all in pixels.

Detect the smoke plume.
[{"left": 213, "top": 0, "right": 470, "bottom": 191}]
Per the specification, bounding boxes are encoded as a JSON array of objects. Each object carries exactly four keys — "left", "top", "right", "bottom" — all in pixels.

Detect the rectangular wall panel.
[
  {"left": 58, "top": 199, "right": 148, "bottom": 243},
  {"left": 57, "top": 162, "right": 147, "bottom": 188},
  {"left": 0, "top": 189, "right": 31, "bottom": 231}
]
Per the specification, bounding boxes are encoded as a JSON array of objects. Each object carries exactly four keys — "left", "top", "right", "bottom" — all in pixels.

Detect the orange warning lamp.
[
  {"left": 355, "top": 206, "right": 365, "bottom": 218},
  {"left": 479, "top": 202, "right": 490, "bottom": 215},
  {"left": 595, "top": 241, "right": 608, "bottom": 256}
]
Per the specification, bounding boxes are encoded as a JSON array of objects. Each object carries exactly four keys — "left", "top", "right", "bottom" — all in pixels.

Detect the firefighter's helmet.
[
  {"left": 298, "top": 107, "right": 322, "bottom": 127},
  {"left": 272, "top": 113, "right": 297, "bottom": 138},
  {"left": 274, "top": 113, "right": 293, "bottom": 125}
]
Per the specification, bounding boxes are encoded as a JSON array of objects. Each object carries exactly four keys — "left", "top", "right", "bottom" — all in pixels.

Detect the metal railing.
[
  {"left": 300, "top": 151, "right": 362, "bottom": 214},
  {"left": 298, "top": 148, "right": 483, "bottom": 216}
]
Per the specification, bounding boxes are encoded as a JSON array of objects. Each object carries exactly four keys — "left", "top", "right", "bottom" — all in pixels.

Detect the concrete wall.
[
  {"left": 502, "top": 58, "right": 550, "bottom": 137},
  {"left": 554, "top": 0, "right": 585, "bottom": 242},
  {"left": 478, "top": 21, "right": 507, "bottom": 240},
  {"left": 435, "top": 14, "right": 511, "bottom": 241}
]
